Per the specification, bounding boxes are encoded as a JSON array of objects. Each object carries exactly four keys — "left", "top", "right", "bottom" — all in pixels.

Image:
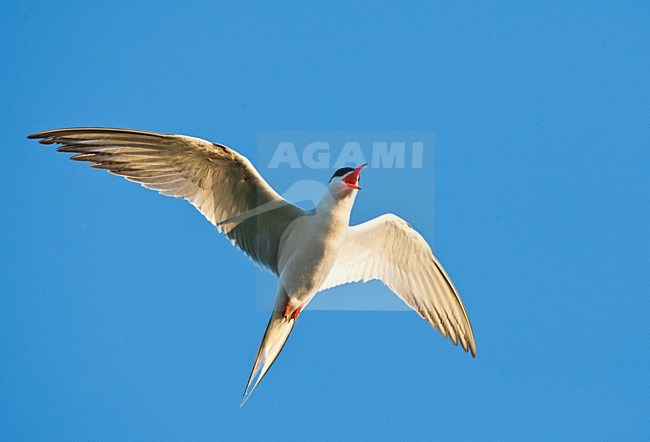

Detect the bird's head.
[{"left": 327, "top": 163, "right": 367, "bottom": 198}]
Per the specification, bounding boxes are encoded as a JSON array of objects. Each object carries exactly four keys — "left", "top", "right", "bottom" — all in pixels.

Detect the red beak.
[{"left": 343, "top": 163, "right": 367, "bottom": 190}]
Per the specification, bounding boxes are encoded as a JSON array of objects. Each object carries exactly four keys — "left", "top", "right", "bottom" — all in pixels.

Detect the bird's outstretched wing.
[
  {"left": 29, "top": 128, "right": 305, "bottom": 274},
  {"left": 319, "top": 213, "right": 476, "bottom": 356}
]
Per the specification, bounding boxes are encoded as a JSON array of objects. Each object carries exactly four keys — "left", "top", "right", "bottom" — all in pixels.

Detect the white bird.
[{"left": 29, "top": 128, "right": 476, "bottom": 406}]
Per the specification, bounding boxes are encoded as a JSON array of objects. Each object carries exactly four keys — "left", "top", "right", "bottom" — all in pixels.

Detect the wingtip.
[
  {"left": 27, "top": 128, "right": 61, "bottom": 140},
  {"left": 27, "top": 130, "right": 57, "bottom": 144},
  {"left": 27, "top": 131, "right": 47, "bottom": 141}
]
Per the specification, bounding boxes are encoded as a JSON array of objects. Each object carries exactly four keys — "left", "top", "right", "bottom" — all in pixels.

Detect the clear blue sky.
[{"left": 1, "top": 1, "right": 648, "bottom": 440}]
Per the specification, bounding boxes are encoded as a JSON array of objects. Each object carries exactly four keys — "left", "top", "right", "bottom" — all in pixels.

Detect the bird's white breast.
[{"left": 276, "top": 193, "right": 354, "bottom": 304}]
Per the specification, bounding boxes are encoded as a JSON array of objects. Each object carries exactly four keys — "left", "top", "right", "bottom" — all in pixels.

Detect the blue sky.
[{"left": 1, "top": 1, "right": 648, "bottom": 440}]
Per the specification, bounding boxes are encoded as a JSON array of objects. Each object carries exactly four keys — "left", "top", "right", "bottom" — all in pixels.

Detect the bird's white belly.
[{"left": 276, "top": 214, "right": 346, "bottom": 304}]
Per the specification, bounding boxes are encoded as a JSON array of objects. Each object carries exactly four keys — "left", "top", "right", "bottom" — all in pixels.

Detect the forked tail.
[{"left": 241, "top": 293, "right": 298, "bottom": 407}]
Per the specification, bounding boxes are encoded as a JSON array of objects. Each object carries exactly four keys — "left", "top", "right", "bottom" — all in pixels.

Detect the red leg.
[
  {"left": 282, "top": 303, "right": 291, "bottom": 318},
  {"left": 291, "top": 306, "right": 302, "bottom": 320}
]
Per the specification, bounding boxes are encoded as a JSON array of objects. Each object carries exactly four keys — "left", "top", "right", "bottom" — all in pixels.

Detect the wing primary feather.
[
  {"left": 318, "top": 213, "right": 476, "bottom": 356},
  {"left": 29, "top": 127, "right": 306, "bottom": 275}
]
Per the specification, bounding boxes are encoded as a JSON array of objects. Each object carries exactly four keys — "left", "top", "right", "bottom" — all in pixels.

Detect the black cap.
[{"left": 329, "top": 167, "right": 355, "bottom": 183}]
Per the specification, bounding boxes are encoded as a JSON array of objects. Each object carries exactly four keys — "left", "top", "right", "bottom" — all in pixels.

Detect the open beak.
[{"left": 343, "top": 163, "right": 367, "bottom": 190}]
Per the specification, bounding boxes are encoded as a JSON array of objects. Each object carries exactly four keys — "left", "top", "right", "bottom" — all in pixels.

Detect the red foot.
[
  {"left": 291, "top": 307, "right": 302, "bottom": 320},
  {"left": 282, "top": 304, "right": 291, "bottom": 318}
]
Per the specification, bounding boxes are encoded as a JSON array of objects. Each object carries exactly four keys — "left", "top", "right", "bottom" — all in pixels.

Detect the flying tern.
[{"left": 29, "top": 127, "right": 476, "bottom": 406}]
